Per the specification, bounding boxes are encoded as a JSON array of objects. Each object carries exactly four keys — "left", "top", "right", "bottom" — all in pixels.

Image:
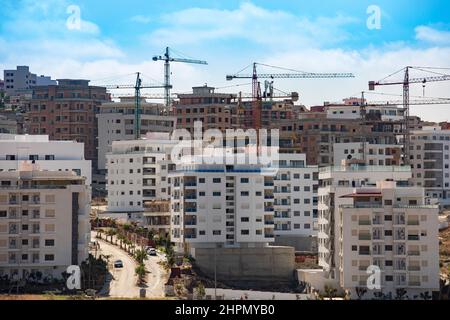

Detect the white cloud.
[
  {"left": 145, "top": 2, "right": 359, "bottom": 48},
  {"left": 131, "top": 15, "right": 152, "bottom": 24},
  {"left": 415, "top": 25, "right": 450, "bottom": 45}
]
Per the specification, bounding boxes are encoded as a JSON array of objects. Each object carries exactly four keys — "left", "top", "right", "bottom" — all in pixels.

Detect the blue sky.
[{"left": 1, "top": 0, "right": 450, "bottom": 121}]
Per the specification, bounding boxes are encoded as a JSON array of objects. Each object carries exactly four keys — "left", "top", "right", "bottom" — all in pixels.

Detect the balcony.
[
  {"left": 359, "top": 250, "right": 371, "bottom": 255},
  {"left": 185, "top": 234, "right": 197, "bottom": 239},
  {"left": 408, "top": 266, "right": 421, "bottom": 271},
  {"left": 359, "top": 220, "right": 371, "bottom": 226},
  {"left": 408, "top": 235, "right": 420, "bottom": 241},
  {"left": 407, "top": 250, "right": 420, "bottom": 256},
  {"left": 264, "top": 220, "right": 274, "bottom": 225},
  {"left": 264, "top": 195, "right": 274, "bottom": 200},
  {"left": 185, "top": 208, "right": 197, "bottom": 213},
  {"left": 184, "top": 195, "right": 197, "bottom": 200},
  {"left": 409, "top": 282, "right": 421, "bottom": 287},
  {"left": 264, "top": 207, "right": 274, "bottom": 212},
  {"left": 358, "top": 234, "right": 371, "bottom": 241},
  {"left": 184, "top": 182, "right": 197, "bottom": 187},
  {"left": 264, "top": 234, "right": 274, "bottom": 238},
  {"left": 407, "top": 220, "right": 419, "bottom": 226}
]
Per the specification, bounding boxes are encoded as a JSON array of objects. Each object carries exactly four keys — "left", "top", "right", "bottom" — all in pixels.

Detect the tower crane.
[
  {"left": 153, "top": 47, "right": 207, "bottom": 110},
  {"left": 226, "top": 62, "right": 354, "bottom": 129},
  {"left": 101, "top": 72, "right": 169, "bottom": 139},
  {"left": 369, "top": 66, "right": 450, "bottom": 164}
]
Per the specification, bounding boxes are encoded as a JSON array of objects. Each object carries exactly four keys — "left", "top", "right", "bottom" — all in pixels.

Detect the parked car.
[
  {"left": 147, "top": 248, "right": 157, "bottom": 256},
  {"left": 114, "top": 260, "right": 123, "bottom": 268}
]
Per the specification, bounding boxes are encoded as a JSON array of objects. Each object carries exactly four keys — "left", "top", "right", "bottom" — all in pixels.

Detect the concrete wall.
[
  {"left": 192, "top": 246, "right": 295, "bottom": 281},
  {"left": 273, "top": 235, "right": 317, "bottom": 252}
]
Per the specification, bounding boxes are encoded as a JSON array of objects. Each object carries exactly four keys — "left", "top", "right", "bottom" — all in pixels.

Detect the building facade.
[
  {"left": 272, "top": 154, "right": 319, "bottom": 251},
  {"left": 0, "top": 134, "right": 92, "bottom": 185},
  {"left": 0, "top": 164, "right": 90, "bottom": 280},
  {"left": 105, "top": 133, "right": 176, "bottom": 234},
  {"left": 336, "top": 181, "right": 440, "bottom": 299},
  {"left": 97, "top": 97, "right": 176, "bottom": 171},
  {"left": 312, "top": 161, "right": 439, "bottom": 298},
  {"left": 3, "top": 66, "right": 56, "bottom": 96},
  {"left": 170, "top": 162, "right": 276, "bottom": 254},
  {"left": 175, "top": 86, "right": 237, "bottom": 134},
  {"left": 25, "top": 79, "right": 109, "bottom": 169},
  {"left": 410, "top": 126, "right": 450, "bottom": 205},
  {"left": 333, "top": 142, "right": 402, "bottom": 166}
]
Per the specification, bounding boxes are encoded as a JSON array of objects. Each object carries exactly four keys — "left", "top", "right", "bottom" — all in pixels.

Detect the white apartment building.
[
  {"left": 3, "top": 66, "right": 56, "bottom": 96},
  {"left": 105, "top": 133, "right": 177, "bottom": 231},
  {"left": 410, "top": 126, "right": 450, "bottom": 205},
  {"left": 325, "top": 104, "right": 404, "bottom": 122},
  {"left": 97, "top": 97, "right": 176, "bottom": 171},
  {"left": 271, "top": 154, "right": 319, "bottom": 251},
  {"left": 336, "top": 181, "right": 439, "bottom": 299},
  {"left": 170, "top": 163, "right": 275, "bottom": 254},
  {"left": 0, "top": 134, "right": 91, "bottom": 185},
  {"left": 308, "top": 161, "right": 439, "bottom": 299},
  {"left": 333, "top": 142, "right": 402, "bottom": 167},
  {"left": 0, "top": 163, "right": 90, "bottom": 280}
]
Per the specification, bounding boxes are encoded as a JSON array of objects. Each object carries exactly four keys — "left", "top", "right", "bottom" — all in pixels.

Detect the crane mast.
[
  {"left": 369, "top": 66, "right": 450, "bottom": 165},
  {"left": 153, "top": 47, "right": 208, "bottom": 111}
]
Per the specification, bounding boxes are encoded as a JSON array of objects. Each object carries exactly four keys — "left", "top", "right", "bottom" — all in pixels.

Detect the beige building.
[
  {"left": 299, "top": 161, "right": 440, "bottom": 299},
  {"left": 0, "top": 164, "right": 90, "bottom": 280}
]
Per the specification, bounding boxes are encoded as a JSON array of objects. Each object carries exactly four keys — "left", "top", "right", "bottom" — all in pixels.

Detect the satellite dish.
[{"left": 347, "top": 154, "right": 352, "bottom": 160}]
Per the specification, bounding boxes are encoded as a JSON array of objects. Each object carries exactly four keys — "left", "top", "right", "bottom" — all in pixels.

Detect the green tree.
[
  {"left": 135, "top": 263, "right": 146, "bottom": 285},
  {"left": 134, "top": 249, "right": 148, "bottom": 264},
  {"left": 195, "top": 282, "right": 206, "bottom": 300}
]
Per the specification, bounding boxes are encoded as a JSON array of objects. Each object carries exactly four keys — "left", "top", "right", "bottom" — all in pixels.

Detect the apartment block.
[
  {"left": 97, "top": 97, "right": 176, "bottom": 171},
  {"left": 3, "top": 66, "right": 56, "bottom": 96},
  {"left": 175, "top": 85, "right": 237, "bottom": 134},
  {"left": 0, "top": 134, "right": 92, "bottom": 185},
  {"left": 336, "top": 181, "right": 439, "bottom": 299},
  {"left": 333, "top": 142, "right": 402, "bottom": 166},
  {"left": 25, "top": 79, "right": 109, "bottom": 169},
  {"left": 0, "top": 164, "right": 90, "bottom": 280},
  {"left": 410, "top": 126, "right": 450, "bottom": 205},
  {"left": 302, "top": 161, "right": 440, "bottom": 298},
  {"left": 169, "top": 163, "right": 275, "bottom": 254},
  {"left": 105, "top": 133, "right": 177, "bottom": 234},
  {"left": 0, "top": 116, "right": 17, "bottom": 134},
  {"left": 271, "top": 154, "right": 319, "bottom": 251}
]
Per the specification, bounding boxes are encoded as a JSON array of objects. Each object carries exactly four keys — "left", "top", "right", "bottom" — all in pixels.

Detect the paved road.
[
  {"left": 91, "top": 232, "right": 168, "bottom": 299},
  {"left": 96, "top": 238, "right": 140, "bottom": 298}
]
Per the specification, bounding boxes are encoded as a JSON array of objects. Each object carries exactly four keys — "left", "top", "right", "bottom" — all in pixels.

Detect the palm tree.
[
  {"left": 355, "top": 287, "right": 367, "bottom": 300},
  {"left": 135, "top": 249, "right": 148, "bottom": 264},
  {"left": 106, "top": 229, "right": 117, "bottom": 243},
  {"left": 419, "top": 291, "right": 431, "bottom": 300},
  {"left": 324, "top": 285, "right": 337, "bottom": 300},
  {"left": 135, "top": 263, "right": 146, "bottom": 285},
  {"left": 395, "top": 288, "right": 407, "bottom": 300},
  {"left": 195, "top": 282, "right": 206, "bottom": 300}
]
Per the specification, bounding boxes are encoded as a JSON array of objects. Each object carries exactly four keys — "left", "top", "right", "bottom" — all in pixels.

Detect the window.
[
  {"left": 240, "top": 178, "right": 249, "bottom": 183},
  {"left": 45, "top": 155, "right": 55, "bottom": 160},
  {"left": 22, "top": 224, "right": 29, "bottom": 231},
  {"left": 212, "top": 230, "right": 221, "bottom": 235},
  {"left": 241, "top": 217, "right": 250, "bottom": 222},
  {"left": 44, "top": 254, "right": 55, "bottom": 261},
  {"left": 385, "top": 245, "right": 393, "bottom": 251},
  {"left": 45, "top": 239, "right": 55, "bottom": 246},
  {"left": 385, "top": 275, "right": 393, "bottom": 282},
  {"left": 384, "top": 230, "right": 392, "bottom": 236},
  {"left": 199, "top": 178, "right": 205, "bottom": 183},
  {"left": 240, "top": 191, "right": 249, "bottom": 196},
  {"left": 385, "top": 260, "right": 393, "bottom": 266},
  {"left": 241, "top": 230, "right": 250, "bottom": 235},
  {"left": 352, "top": 245, "right": 357, "bottom": 251},
  {"left": 304, "top": 223, "right": 310, "bottom": 229},
  {"left": 199, "top": 191, "right": 205, "bottom": 196},
  {"left": 213, "top": 178, "right": 221, "bottom": 183},
  {"left": 213, "top": 192, "right": 221, "bottom": 196}
]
